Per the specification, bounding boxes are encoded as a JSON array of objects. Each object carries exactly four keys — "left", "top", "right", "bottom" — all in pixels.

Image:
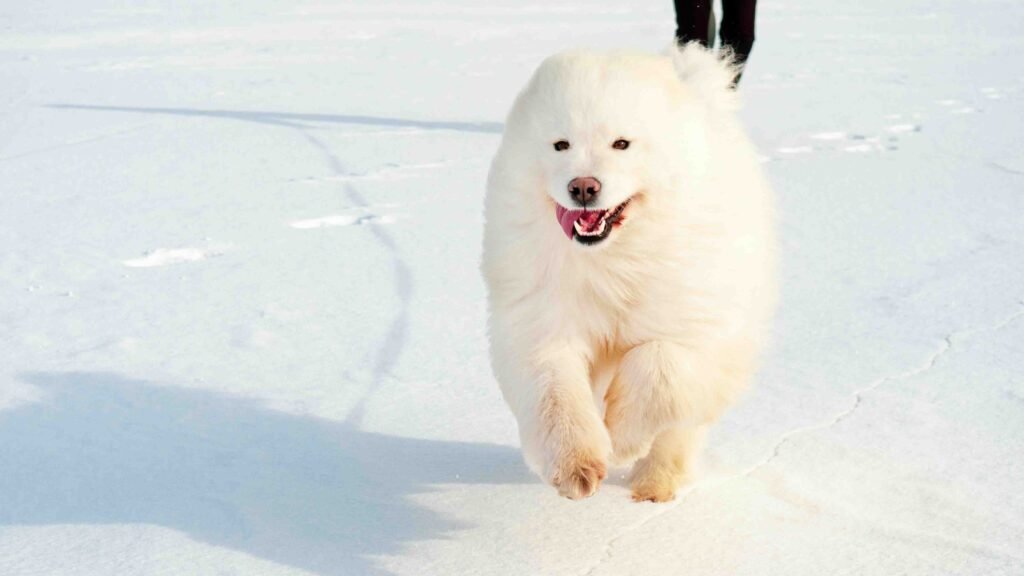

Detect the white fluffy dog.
[{"left": 482, "top": 44, "right": 775, "bottom": 502}]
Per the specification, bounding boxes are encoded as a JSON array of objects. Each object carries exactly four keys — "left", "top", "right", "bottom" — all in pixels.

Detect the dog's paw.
[
  {"left": 552, "top": 453, "right": 607, "bottom": 500},
  {"left": 536, "top": 391, "right": 612, "bottom": 500},
  {"left": 630, "top": 459, "right": 688, "bottom": 502},
  {"left": 627, "top": 427, "right": 701, "bottom": 503},
  {"left": 630, "top": 467, "right": 681, "bottom": 502},
  {"left": 630, "top": 481, "right": 677, "bottom": 503}
]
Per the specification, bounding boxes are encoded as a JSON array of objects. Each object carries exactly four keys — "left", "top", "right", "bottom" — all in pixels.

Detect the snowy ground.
[{"left": 2, "top": 1, "right": 1023, "bottom": 574}]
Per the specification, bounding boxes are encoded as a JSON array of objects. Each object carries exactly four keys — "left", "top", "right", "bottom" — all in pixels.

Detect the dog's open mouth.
[{"left": 555, "top": 199, "right": 631, "bottom": 245}]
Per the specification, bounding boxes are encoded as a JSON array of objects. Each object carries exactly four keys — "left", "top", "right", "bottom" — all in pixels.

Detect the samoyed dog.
[{"left": 482, "top": 44, "right": 776, "bottom": 502}]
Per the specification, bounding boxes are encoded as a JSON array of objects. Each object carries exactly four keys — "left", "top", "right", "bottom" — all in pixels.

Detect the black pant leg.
[
  {"left": 673, "top": 0, "right": 713, "bottom": 47},
  {"left": 719, "top": 0, "right": 757, "bottom": 64}
]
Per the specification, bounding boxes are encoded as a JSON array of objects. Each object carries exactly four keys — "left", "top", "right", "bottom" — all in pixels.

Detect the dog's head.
[{"left": 492, "top": 45, "right": 737, "bottom": 249}]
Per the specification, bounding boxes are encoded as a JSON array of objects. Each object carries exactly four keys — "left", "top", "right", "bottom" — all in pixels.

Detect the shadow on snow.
[
  {"left": 45, "top": 103, "right": 504, "bottom": 134},
  {"left": 0, "top": 372, "right": 530, "bottom": 576}
]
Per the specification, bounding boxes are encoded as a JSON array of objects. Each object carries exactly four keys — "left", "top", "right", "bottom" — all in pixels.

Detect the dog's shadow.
[{"left": 0, "top": 372, "right": 530, "bottom": 575}]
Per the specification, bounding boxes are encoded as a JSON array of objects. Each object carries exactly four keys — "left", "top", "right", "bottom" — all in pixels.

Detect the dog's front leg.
[{"left": 512, "top": 341, "right": 612, "bottom": 499}]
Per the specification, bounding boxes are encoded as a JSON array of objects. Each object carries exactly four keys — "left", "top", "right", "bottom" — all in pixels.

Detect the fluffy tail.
[{"left": 667, "top": 42, "right": 741, "bottom": 112}]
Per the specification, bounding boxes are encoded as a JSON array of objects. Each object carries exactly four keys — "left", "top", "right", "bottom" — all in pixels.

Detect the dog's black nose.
[{"left": 568, "top": 177, "right": 601, "bottom": 206}]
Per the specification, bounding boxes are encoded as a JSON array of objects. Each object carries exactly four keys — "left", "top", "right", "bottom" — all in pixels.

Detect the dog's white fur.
[{"left": 482, "top": 44, "right": 776, "bottom": 501}]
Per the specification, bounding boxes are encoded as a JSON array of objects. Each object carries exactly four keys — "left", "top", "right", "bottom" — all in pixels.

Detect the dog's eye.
[
  {"left": 553, "top": 140, "right": 570, "bottom": 152},
  {"left": 612, "top": 139, "right": 630, "bottom": 150}
]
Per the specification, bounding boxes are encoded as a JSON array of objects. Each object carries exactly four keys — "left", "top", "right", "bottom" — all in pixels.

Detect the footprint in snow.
[
  {"left": 935, "top": 88, "right": 1019, "bottom": 113},
  {"left": 980, "top": 87, "right": 1003, "bottom": 100},
  {"left": 886, "top": 123, "right": 921, "bottom": 134},
  {"left": 809, "top": 131, "right": 848, "bottom": 141},
  {"left": 776, "top": 145, "right": 814, "bottom": 155},
  {"left": 122, "top": 247, "right": 226, "bottom": 268},
  {"left": 773, "top": 123, "right": 910, "bottom": 159},
  {"left": 769, "top": 111, "right": 931, "bottom": 161},
  {"left": 295, "top": 161, "right": 452, "bottom": 185},
  {"left": 290, "top": 208, "right": 400, "bottom": 229}
]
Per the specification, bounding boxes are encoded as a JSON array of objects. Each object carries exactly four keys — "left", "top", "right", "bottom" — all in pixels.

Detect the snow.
[{"left": 1, "top": 0, "right": 1022, "bottom": 574}]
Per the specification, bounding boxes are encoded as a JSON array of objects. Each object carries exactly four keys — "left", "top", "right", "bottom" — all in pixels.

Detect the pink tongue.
[
  {"left": 555, "top": 205, "right": 584, "bottom": 239},
  {"left": 555, "top": 205, "right": 605, "bottom": 239}
]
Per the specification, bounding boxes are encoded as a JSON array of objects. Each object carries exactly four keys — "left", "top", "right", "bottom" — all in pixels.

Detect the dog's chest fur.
[{"left": 549, "top": 241, "right": 692, "bottom": 350}]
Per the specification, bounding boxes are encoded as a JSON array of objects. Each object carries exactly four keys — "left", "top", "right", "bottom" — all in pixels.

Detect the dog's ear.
[{"left": 667, "top": 42, "right": 741, "bottom": 112}]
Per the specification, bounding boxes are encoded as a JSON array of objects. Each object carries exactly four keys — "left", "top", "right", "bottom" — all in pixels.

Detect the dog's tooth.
[{"left": 572, "top": 216, "right": 610, "bottom": 238}]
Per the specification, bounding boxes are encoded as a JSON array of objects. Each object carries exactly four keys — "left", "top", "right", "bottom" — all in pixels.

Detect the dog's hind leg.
[
  {"left": 604, "top": 340, "right": 751, "bottom": 466},
  {"left": 629, "top": 423, "right": 707, "bottom": 502}
]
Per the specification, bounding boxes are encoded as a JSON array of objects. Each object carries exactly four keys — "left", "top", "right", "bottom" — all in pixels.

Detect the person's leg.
[
  {"left": 674, "top": 0, "right": 714, "bottom": 47},
  {"left": 719, "top": 0, "right": 757, "bottom": 84}
]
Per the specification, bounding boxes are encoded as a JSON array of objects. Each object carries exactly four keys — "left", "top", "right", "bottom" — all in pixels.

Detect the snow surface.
[{"left": 2, "top": 1, "right": 1023, "bottom": 575}]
